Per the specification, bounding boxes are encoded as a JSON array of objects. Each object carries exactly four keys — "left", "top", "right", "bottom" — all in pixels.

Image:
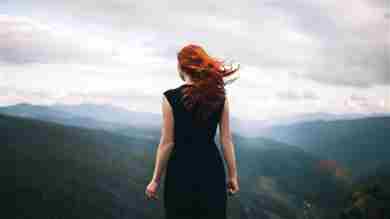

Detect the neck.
[{"left": 184, "top": 78, "right": 195, "bottom": 85}]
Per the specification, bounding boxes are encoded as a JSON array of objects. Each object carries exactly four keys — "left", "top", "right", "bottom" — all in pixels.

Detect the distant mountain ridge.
[
  {"left": 1, "top": 102, "right": 387, "bottom": 138},
  {"left": 233, "top": 112, "right": 390, "bottom": 137},
  {"left": 0, "top": 103, "right": 160, "bottom": 139},
  {"left": 0, "top": 102, "right": 161, "bottom": 128},
  {"left": 51, "top": 102, "right": 162, "bottom": 128}
]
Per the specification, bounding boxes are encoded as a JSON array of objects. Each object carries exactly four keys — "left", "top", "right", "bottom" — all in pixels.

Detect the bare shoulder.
[
  {"left": 219, "top": 94, "right": 231, "bottom": 142},
  {"left": 163, "top": 88, "right": 176, "bottom": 108},
  {"left": 222, "top": 95, "right": 229, "bottom": 112},
  {"left": 220, "top": 95, "right": 230, "bottom": 122}
]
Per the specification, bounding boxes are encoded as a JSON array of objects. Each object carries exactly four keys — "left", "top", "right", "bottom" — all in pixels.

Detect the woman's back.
[
  {"left": 163, "top": 84, "right": 227, "bottom": 219},
  {"left": 163, "top": 84, "right": 225, "bottom": 147}
]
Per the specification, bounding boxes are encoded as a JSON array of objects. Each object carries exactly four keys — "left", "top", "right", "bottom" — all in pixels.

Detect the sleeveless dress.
[{"left": 163, "top": 84, "right": 227, "bottom": 219}]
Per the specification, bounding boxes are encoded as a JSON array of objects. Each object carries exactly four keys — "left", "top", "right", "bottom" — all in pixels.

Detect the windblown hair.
[{"left": 177, "top": 44, "right": 240, "bottom": 124}]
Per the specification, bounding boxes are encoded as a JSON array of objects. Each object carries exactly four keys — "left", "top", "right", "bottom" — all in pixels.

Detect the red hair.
[{"left": 177, "top": 44, "right": 240, "bottom": 124}]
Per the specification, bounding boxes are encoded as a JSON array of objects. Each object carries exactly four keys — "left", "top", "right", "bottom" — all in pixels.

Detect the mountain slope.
[
  {"left": 1, "top": 113, "right": 348, "bottom": 219},
  {"left": 260, "top": 117, "right": 390, "bottom": 178},
  {"left": 0, "top": 112, "right": 160, "bottom": 218},
  {"left": 232, "top": 135, "right": 350, "bottom": 219}
]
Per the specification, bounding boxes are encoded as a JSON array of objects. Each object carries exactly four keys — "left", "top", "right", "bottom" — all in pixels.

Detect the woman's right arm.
[{"left": 219, "top": 96, "right": 238, "bottom": 181}]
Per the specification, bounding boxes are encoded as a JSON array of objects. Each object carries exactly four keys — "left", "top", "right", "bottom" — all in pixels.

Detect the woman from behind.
[{"left": 146, "top": 43, "right": 240, "bottom": 219}]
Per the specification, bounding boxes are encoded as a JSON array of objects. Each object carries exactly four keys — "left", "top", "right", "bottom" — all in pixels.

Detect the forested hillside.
[
  {"left": 1, "top": 113, "right": 351, "bottom": 218},
  {"left": 260, "top": 117, "right": 390, "bottom": 178}
]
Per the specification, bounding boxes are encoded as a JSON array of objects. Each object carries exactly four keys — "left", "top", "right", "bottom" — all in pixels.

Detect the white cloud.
[{"left": 0, "top": 0, "right": 389, "bottom": 120}]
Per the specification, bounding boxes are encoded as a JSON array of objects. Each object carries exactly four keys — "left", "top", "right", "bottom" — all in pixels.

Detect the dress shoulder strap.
[{"left": 163, "top": 88, "right": 177, "bottom": 110}]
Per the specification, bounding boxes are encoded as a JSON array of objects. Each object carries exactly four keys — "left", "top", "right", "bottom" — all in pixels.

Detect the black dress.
[{"left": 163, "top": 84, "right": 227, "bottom": 219}]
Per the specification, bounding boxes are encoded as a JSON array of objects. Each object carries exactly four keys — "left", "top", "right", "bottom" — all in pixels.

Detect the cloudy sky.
[{"left": 0, "top": 0, "right": 389, "bottom": 120}]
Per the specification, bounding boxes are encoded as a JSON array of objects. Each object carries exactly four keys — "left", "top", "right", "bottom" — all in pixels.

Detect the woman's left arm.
[{"left": 151, "top": 95, "right": 175, "bottom": 184}]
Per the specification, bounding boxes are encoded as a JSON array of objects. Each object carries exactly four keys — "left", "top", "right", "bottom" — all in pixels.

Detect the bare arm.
[
  {"left": 219, "top": 96, "right": 238, "bottom": 179},
  {"left": 151, "top": 95, "right": 175, "bottom": 184}
]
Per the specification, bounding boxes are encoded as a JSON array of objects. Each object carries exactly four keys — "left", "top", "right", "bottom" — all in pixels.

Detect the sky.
[{"left": 0, "top": 0, "right": 389, "bottom": 121}]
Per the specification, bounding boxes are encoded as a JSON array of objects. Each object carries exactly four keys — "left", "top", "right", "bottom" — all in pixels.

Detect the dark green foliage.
[
  {"left": 0, "top": 113, "right": 161, "bottom": 218},
  {"left": 340, "top": 165, "right": 390, "bottom": 219},
  {"left": 261, "top": 117, "right": 390, "bottom": 178},
  {"left": 232, "top": 134, "right": 350, "bottom": 219}
]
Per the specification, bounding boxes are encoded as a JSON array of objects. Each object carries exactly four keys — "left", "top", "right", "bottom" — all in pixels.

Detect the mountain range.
[
  {"left": 1, "top": 112, "right": 351, "bottom": 219},
  {"left": 1, "top": 102, "right": 389, "bottom": 218}
]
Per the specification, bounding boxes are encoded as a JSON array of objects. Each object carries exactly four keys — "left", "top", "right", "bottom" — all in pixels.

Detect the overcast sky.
[{"left": 0, "top": 0, "right": 389, "bottom": 120}]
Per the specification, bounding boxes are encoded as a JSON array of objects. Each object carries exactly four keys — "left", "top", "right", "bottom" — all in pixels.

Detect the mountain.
[
  {"left": 259, "top": 116, "right": 390, "bottom": 178},
  {"left": 231, "top": 135, "right": 351, "bottom": 219},
  {"left": 51, "top": 102, "right": 162, "bottom": 129},
  {"left": 0, "top": 102, "right": 261, "bottom": 140},
  {"left": 0, "top": 112, "right": 160, "bottom": 218},
  {"left": 4, "top": 102, "right": 386, "bottom": 139},
  {"left": 0, "top": 103, "right": 160, "bottom": 139},
  {"left": 0, "top": 102, "right": 75, "bottom": 120},
  {"left": 263, "top": 112, "right": 374, "bottom": 126},
  {"left": 231, "top": 112, "right": 390, "bottom": 138},
  {"left": 0, "top": 112, "right": 349, "bottom": 219},
  {"left": 0, "top": 102, "right": 125, "bottom": 129}
]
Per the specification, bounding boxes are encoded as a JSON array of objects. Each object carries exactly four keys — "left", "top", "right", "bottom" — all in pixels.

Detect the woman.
[{"left": 145, "top": 44, "right": 240, "bottom": 219}]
